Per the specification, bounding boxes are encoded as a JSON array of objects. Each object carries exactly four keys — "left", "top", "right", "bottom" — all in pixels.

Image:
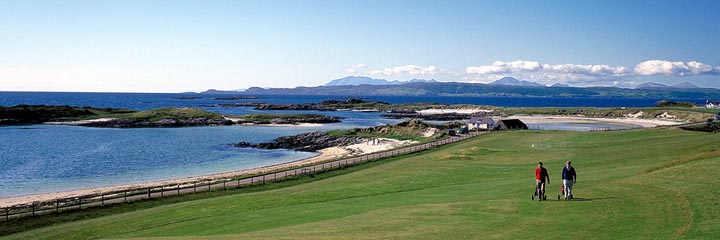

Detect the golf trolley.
[
  {"left": 532, "top": 182, "right": 547, "bottom": 201},
  {"left": 557, "top": 184, "right": 573, "bottom": 200}
]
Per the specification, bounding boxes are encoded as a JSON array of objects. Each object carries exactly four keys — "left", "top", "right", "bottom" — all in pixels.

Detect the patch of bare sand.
[
  {"left": 44, "top": 118, "right": 116, "bottom": 125},
  {"left": 509, "top": 115, "right": 684, "bottom": 128},
  {"left": 418, "top": 108, "right": 493, "bottom": 115}
]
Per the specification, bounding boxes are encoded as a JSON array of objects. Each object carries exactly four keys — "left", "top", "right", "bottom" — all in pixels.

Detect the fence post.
[
  {"left": 32, "top": 202, "right": 35, "bottom": 216},
  {"left": 251, "top": 177, "right": 254, "bottom": 185},
  {"left": 262, "top": 175, "right": 265, "bottom": 184},
  {"left": 237, "top": 179, "right": 241, "bottom": 188},
  {"left": 56, "top": 199, "right": 59, "bottom": 213},
  {"left": 223, "top": 180, "right": 226, "bottom": 190},
  {"left": 160, "top": 187, "right": 164, "bottom": 197},
  {"left": 124, "top": 191, "right": 127, "bottom": 202},
  {"left": 193, "top": 182, "right": 197, "bottom": 193},
  {"left": 101, "top": 194, "right": 105, "bottom": 205},
  {"left": 78, "top": 198, "right": 82, "bottom": 209},
  {"left": 5, "top": 207, "right": 8, "bottom": 221},
  {"left": 207, "top": 182, "right": 211, "bottom": 191}
]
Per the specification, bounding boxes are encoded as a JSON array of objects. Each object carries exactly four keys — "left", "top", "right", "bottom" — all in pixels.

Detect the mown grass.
[{"left": 3, "top": 129, "right": 719, "bottom": 239}]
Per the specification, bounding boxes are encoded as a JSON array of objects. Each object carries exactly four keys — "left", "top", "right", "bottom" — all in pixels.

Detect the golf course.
[{"left": 2, "top": 128, "right": 719, "bottom": 239}]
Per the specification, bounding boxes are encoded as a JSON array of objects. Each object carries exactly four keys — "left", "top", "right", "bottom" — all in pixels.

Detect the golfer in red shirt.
[{"left": 535, "top": 161, "right": 550, "bottom": 200}]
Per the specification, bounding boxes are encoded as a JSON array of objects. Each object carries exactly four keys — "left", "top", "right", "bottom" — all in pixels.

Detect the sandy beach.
[
  {"left": 418, "top": 108, "right": 494, "bottom": 115},
  {"left": 0, "top": 137, "right": 415, "bottom": 208},
  {"left": 44, "top": 118, "right": 116, "bottom": 125},
  {"left": 508, "top": 115, "right": 684, "bottom": 128}
]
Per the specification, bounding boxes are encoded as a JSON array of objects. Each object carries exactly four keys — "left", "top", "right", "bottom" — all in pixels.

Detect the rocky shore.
[
  {"left": 0, "top": 105, "right": 134, "bottom": 125},
  {"left": 381, "top": 112, "right": 474, "bottom": 121},
  {"left": 1, "top": 105, "right": 341, "bottom": 128},
  {"left": 232, "top": 131, "right": 365, "bottom": 152},
  {"left": 77, "top": 118, "right": 234, "bottom": 128},
  {"left": 232, "top": 114, "right": 341, "bottom": 125},
  {"left": 217, "top": 98, "right": 391, "bottom": 112}
]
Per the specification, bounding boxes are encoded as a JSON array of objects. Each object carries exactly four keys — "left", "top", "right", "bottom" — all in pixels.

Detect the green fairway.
[{"left": 3, "top": 129, "right": 719, "bottom": 239}]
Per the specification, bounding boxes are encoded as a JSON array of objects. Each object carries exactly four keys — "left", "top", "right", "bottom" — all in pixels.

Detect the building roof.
[
  {"left": 495, "top": 119, "right": 528, "bottom": 130},
  {"left": 469, "top": 116, "right": 495, "bottom": 124}
]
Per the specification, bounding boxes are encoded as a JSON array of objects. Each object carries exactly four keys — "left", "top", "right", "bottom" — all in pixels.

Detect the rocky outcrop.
[
  {"left": 234, "top": 116, "right": 341, "bottom": 125},
  {"left": 0, "top": 105, "right": 133, "bottom": 126},
  {"left": 213, "top": 96, "right": 258, "bottom": 100},
  {"left": 218, "top": 99, "right": 388, "bottom": 112},
  {"left": 254, "top": 103, "right": 337, "bottom": 111},
  {"left": 232, "top": 131, "right": 364, "bottom": 152},
  {"left": 79, "top": 118, "right": 234, "bottom": 128},
  {"left": 381, "top": 112, "right": 472, "bottom": 121}
]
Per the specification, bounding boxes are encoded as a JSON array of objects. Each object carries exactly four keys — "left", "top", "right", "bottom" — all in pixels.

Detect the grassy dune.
[
  {"left": 119, "top": 107, "right": 224, "bottom": 121},
  {"left": 3, "top": 129, "right": 719, "bottom": 239},
  {"left": 498, "top": 107, "right": 716, "bottom": 122}
]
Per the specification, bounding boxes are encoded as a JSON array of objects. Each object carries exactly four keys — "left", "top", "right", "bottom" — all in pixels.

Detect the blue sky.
[{"left": 1, "top": 0, "right": 719, "bottom": 92}]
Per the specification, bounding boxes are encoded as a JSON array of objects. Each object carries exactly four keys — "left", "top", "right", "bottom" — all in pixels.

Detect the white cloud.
[
  {"left": 542, "top": 64, "right": 630, "bottom": 76},
  {"left": 466, "top": 60, "right": 629, "bottom": 77},
  {"left": 346, "top": 63, "right": 369, "bottom": 74},
  {"left": 633, "top": 60, "right": 718, "bottom": 76},
  {"left": 462, "top": 59, "right": 719, "bottom": 87},
  {"left": 466, "top": 60, "right": 541, "bottom": 74},
  {"left": 342, "top": 59, "right": 719, "bottom": 88},
  {"left": 370, "top": 65, "right": 439, "bottom": 76}
]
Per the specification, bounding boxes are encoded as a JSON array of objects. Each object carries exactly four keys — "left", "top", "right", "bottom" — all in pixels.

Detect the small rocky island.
[
  {"left": 231, "top": 114, "right": 340, "bottom": 125},
  {"left": 217, "top": 98, "right": 448, "bottom": 111},
  {"left": 0, "top": 105, "right": 341, "bottom": 128},
  {"left": 233, "top": 119, "right": 451, "bottom": 152},
  {"left": 233, "top": 131, "right": 363, "bottom": 151}
]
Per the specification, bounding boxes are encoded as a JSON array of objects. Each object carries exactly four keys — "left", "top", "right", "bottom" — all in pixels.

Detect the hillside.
[
  {"left": 242, "top": 81, "right": 720, "bottom": 99},
  {"left": 5, "top": 129, "right": 719, "bottom": 239},
  {"left": 325, "top": 76, "right": 437, "bottom": 86},
  {"left": 489, "top": 76, "right": 545, "bottom": 87}
]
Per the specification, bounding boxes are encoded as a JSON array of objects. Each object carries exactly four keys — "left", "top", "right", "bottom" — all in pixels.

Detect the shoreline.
[
  {"left": 0, "top": 115, "right": 682, "bottom": 207},
  {"left": 0, "top": 137, "right": 415, "bottom": 208}
]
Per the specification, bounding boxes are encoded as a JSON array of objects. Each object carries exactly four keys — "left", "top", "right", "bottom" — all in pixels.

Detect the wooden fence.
[{"left": 1, "top": 131, "right": 485, "bottom": 222}]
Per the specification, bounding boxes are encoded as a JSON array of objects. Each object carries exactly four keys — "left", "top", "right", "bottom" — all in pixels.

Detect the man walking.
[
  {"left": 534, "top": 162, "right": 550, "bottom": 201},
  {"left": 561, "top": 161, "right": 577, "bottom": 200}
]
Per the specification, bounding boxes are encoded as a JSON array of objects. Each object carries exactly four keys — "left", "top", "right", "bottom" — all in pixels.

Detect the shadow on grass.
[{"left": 561, "top": 197, "right": 617, "bottom": 202}]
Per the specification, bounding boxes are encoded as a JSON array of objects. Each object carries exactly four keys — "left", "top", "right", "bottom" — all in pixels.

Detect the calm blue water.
[
  {"left": 0, "top": 91, "right": 709, "bottom": 110},
  {"left": 0, "top": 92, "right": 670, "bottom": 198}
]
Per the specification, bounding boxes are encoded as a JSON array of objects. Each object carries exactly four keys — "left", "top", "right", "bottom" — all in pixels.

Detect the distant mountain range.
[
  {"left": 325, "top": 76, "right": 437, "bottom": 86},
  {"left": 488, "top": 77, "right": 545, "bottom": 87},
  {"left": 551, "top": 83, "right": 571, "bottom": 88},
  {"left": 636, "top": 81, "right": 700, "bottom": 89},
  {"left": 197, "top": 76, "right": 720, "bottom": 99}
]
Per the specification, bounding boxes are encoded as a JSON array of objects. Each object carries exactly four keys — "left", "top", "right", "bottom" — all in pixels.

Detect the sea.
[{"left": 0, "top": 92, "right": 704, "bottom": 198}]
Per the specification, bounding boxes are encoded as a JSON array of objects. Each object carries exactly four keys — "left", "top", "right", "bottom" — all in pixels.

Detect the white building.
[
  {"left": 706, "top": 100, "right": 720, "bottom": 109},
  {"left": 468, "top": 116, "right": 495, "bottom": 130}
]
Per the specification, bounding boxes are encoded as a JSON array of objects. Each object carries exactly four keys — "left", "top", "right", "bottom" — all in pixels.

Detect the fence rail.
[{"left": 2, "top": 131, "right": 486, "bottom": 221}]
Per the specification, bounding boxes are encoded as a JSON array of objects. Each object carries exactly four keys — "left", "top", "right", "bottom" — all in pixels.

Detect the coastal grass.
[
  {"left": 327, "top": 119, "right": 449, "bottom": 142},
  {"left": 498, "top": 107, "right": 716, "bottom": 122},
  {"left": 119, "top": 107, "right": 224, "bottom": 121},
  {"left": 239, "top": 113, "right": 330, "bottom": 120},
  {"left": 3, "top": 129, "right": 720, "bottom": 239}
]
